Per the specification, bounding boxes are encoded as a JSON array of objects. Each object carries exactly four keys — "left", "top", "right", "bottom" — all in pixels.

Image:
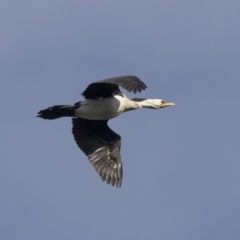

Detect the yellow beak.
[{"left": 160, "top": 101, "right": 175, "bottom": 108}]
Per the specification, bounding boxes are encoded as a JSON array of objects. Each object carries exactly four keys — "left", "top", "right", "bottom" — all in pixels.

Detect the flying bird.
[{"left": 37, "top": 76, "right": 174, "bottom": 188}]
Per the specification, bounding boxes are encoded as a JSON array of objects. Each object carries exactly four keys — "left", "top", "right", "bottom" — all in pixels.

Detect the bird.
[{"left": 37, "top": 76, "right": 174, "bottom": 188}]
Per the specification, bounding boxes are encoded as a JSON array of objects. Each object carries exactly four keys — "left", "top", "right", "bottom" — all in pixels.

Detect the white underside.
[
  {"left": 74, "top": 96, "right": 131, "bottom": 120},
  {"left": 74, "top": 96, "right": 165, "bottom": 120}
]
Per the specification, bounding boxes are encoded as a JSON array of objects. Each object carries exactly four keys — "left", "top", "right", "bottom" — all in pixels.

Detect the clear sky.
[{"left": 1, "top": 1, "right": 240, "bottom": 239}]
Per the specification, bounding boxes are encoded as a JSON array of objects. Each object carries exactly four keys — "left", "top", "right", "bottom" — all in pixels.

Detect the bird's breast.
[{"left": 74, "top": 97, "right": 125, "bottom": 120}]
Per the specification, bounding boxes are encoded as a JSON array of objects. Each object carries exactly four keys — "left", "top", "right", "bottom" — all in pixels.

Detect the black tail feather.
[{"left": 37, "top": 105, "right": 75, "bottom": 120}]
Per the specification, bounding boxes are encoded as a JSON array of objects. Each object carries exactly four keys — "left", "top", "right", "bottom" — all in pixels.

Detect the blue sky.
[{"left": 1, "top": 1, "right": 240, "bottom": 239}]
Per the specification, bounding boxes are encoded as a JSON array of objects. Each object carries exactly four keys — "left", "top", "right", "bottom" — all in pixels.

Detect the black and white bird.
[{"left": 37, "top": 76, "right": 174, "bottom": 188}]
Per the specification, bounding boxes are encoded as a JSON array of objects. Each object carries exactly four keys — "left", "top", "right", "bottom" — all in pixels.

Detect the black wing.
[
  {"left": 72, "top": 118, "right": 122, "bottom": 188},
  {"left": 82, "top": 75, "right": 147, "bottom": 99}
]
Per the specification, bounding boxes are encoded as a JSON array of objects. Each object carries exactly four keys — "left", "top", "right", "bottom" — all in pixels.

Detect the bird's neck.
[
  {"left": 131, "top": 98, "right": 162, "bottom": 109},
  {"left": 115, "top": 96, "right": 163, "bottom": 113}
]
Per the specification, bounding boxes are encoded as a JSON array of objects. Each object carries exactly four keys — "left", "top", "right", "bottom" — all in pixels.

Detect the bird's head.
[
  {"left": 131, "top": 98, "right": 175, "bottom": 109},
  {"left": 160, "top": 100, "right": 175, "bottom": 108}
]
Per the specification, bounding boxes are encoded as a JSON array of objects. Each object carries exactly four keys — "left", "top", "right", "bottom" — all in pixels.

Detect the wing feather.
[
  {"left": 82, "top": 75, "right": 147, "bottom": 99},
  {"left": 98, "top": 75, "right": 147, "bottom": 93},
  {"left": 72, "top": 118, "right": 122, "bottom": 188}
]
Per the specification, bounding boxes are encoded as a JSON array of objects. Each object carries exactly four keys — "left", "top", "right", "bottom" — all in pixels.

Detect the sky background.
[{"left": 1, "top": 1, "right": 240, "bottom": 239}]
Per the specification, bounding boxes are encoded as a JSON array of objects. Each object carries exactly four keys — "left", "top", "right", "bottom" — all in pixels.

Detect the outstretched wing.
[
  {"left": 72, "top": 118, "right": 122, "bottom": 188},
  {"left": 82, "top": 75, "right": 147, "bottom": 99}
]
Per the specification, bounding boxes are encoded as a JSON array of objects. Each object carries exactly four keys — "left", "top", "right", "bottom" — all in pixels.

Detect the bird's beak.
[{"left": 160, "top": 101, "right": 175, "bottom": 108}]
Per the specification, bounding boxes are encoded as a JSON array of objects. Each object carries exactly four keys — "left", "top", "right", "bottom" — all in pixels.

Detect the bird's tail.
[{"left": 37, "top": 105, "right": 76, "bottom": 120}]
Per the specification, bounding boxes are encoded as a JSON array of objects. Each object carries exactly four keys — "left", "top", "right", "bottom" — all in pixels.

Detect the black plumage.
[
  {"left": 82, "top": 83, "right": 121, "bottom": 99},
  {"left": 82, "top": 75, "right": 147, "bottom": 99},
  {"left": 37, "top": 105, "right": 76, "bottom": 120},
  {"left": 72, "top": 118, "right": 122, "bottom": 187}
]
